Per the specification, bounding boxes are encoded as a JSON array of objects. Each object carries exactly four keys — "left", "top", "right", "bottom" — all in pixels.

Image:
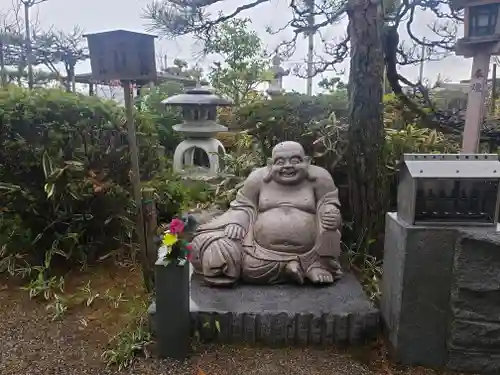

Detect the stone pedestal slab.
[
  {"left": 149, "top": 271, "right": 379, "bottom": 346},
  {"left": 381, "top": 213, "right": 457, "bottom": 367},
  {"left": 382, "top": 212, "right": 500, "bottom": 373},
  {"left": 447, "top": 231, "right": 500, "bottom": 374},
  {"left": 153, "top": 260, "right": 190, "bottom": 359}
]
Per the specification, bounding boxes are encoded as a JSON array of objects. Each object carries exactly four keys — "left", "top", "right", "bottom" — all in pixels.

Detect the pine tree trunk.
[{"left": 346, "top": 0, "right": 387, "bottom": 253}]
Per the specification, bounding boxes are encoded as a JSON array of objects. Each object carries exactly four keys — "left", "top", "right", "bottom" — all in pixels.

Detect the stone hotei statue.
[{"left": 191, "top": 141, "right": 343, "bottom": 286}]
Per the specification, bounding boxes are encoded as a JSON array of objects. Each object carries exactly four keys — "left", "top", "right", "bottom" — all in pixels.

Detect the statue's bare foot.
[
  {"left": 333, "top": 268, "right": 343, "bottom": 280},
  {"left": 285, "top": 261, "right": 304, "bottom": 284},
  {"left": 306, "top": 267, "right": 334, "bottom": 284}
]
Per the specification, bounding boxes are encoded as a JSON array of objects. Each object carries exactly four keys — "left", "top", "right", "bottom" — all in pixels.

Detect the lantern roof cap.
[
  {"left": 173, "top": 122, "right": 228, "bottom": 134},
  {"left": 402, "top": 154, "right": 500, "bottom": 178},
  {"left": 83, "top": 29, "right": 157, "bottom": 39},
  {"left": 161, "top": 86, "right": 233, "bottom": 106}
]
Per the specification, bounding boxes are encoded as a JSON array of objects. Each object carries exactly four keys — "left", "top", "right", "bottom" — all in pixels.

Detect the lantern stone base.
[
  {"left": 173, "top": 138, "right": 225, "bottom": 175},
  {"left": 149, "top": 271, "right": 379, "bottom": 347},
  {"left": 382, "top": 212, "right": 500, "bottom": 373}
]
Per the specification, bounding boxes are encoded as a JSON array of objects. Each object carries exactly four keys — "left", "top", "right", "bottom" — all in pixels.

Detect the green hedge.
[
  {"left": 0, "top": 86, "right": 186, "bottom": 274},
  {"left": 235, "top": 93, "right": 347, "bottom": 157}
]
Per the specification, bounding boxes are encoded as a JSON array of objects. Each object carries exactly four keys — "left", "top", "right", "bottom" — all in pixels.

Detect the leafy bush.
[
  {"left": 215, "top": 131, "right": 238, "bottom": 151},
  {"left": 235, "top": 93, "right": 348, "bottom": 157},
  {"left": 384, "top": 124, "right": 458, "bottom": 171},
  {"left": 137, "top": 82, "right": 184, "bottom": 155},
  {"left": 210, "top": 132, "right": 264, "bottom": 208},
  {"left": 144, "top": 166, "right": 207, "bottom": 224},
  {"left": 0, "top": 85, "right": 184, "bottom": 277}
]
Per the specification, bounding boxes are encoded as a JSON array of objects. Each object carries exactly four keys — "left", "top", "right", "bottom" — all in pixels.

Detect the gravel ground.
[{"left": 0, "top": 264, "right": 470, "bottom": 375}]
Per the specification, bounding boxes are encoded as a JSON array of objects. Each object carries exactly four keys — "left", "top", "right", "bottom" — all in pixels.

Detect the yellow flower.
[{"left": 162, "top": 232, "right": 178, "bottom": 247}]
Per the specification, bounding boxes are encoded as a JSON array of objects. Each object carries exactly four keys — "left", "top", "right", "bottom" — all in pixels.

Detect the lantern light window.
[{"left": 469, "top": 4, "right": 499, "bottom": 37}]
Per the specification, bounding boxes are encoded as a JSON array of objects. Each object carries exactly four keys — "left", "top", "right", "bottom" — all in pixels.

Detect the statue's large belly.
[{"left": 253, "top": 207, "right": 317, "bottom": 253}]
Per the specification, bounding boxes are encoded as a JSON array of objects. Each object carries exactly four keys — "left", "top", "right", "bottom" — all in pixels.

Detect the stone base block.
[
  {"left": 381, "top": 213, "right": 457, "bottom": 367},
  {"left": 447, "top": 349, "right": 500, "bottom": 374},
  {"left": 149, "top": 272, "right": 379, "bottom": 346},
  {"left": 381, "top": 212, "right": 500, "bottom": 373}
]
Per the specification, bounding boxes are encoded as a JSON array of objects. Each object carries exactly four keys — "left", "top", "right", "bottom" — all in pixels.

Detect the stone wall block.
[
  {"left": 259, "top": 313, "right": 273, "bottom": 344},
  {"left": 449, "top": 319, "right": 500, "bottom": 351},
  {"left": 334, "top": 313, "right": 349, "bottom": 344},
  {"left": 322, "top": 314, "right": 335, "bottom": 346},
  {"left": 309, "top": 316, "right": 322, "bottom": 345},
  {"left": 448, "top": 350, "right": 500, "bottom": 374},
  {"left": 296, "top": 314, "right": 312, "bottom": 346},
  {"left": 271, "top": 312, "right": 290, "bottom": 346},
  {"left": 231, "top": 313, "right": 244, "bottom": 342},
  {"left": 242, "top": 313, "right": 257, "bottom": 344}
]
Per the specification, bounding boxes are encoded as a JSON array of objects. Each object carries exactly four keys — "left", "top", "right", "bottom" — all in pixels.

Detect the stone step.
[{"left": 149, "top": 273, "right": 379, "bottom": 346}]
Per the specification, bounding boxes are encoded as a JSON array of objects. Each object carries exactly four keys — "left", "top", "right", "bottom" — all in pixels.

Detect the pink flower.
[
  {"left": 169, "top": 218, "right": 185, "bottom": 234},
  {"left": 185, "top": 244, "right": 193, "bottom": 251}
]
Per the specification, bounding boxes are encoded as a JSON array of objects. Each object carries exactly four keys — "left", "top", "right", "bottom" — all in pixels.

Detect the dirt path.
[{"left": 0, "top": 264, "right": 468, "bottom": 375}]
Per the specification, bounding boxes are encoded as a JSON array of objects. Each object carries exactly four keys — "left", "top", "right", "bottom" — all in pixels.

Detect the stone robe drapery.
[{"left": 190, "top": 189, "right": 341, "bottom": 285}]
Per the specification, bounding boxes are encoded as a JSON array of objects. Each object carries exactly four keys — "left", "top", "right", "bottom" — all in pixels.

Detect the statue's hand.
[
  {"left": 224, "top": 224, "right": 246, "bottom": 240},
  {"left": 321, "top": 206, "right": 341, "bottom": 231}
]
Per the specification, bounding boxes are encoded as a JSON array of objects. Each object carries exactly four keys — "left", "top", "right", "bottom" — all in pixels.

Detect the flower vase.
[{"left": 154, "top": 256, "right": 190, "bottom": 359}]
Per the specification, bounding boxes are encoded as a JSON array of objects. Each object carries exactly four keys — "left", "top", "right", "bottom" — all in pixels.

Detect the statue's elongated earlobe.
[
  {"left": 263, "top": 159, "right": 273, "bottom": 183},
  {"left": 304, "top": 156, "right": 317, "bottom": 182}
]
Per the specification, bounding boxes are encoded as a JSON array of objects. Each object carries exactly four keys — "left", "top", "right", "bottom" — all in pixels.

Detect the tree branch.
[
  {"left": 142, "top": 0, "right": 465, "bottom": 133},
  {"left": 143, "top": 0, "right": 269, "bottom": 37}
]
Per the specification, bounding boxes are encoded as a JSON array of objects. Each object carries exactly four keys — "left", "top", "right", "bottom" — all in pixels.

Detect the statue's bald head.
[
  {"left": 271, "top": 141, "right": 305, "bottom": 160},
  {"left": 266, "top": 141, "right": 310, "bottom": 185}
]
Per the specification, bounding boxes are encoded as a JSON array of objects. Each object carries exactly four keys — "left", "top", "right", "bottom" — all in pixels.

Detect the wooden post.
[
  {"left": 157, "top": 145, "right": 166, "bottom": 170},
  {"left": 123, "top": 80, "right": 153, "bottom": 292},
  {"left": 24, "top": 2, "right": 34, "bottom": 89},
  {"left": 491, "top": 63, "right": 497, "bottom": 116},
  {"left": 142, "top": 187, "right": 158, "bottom": 285},
  {"left": 462, "top": 52, "right": 491, "bottom": 153},
  {"left": 0, "top": 39, "right": 6, "bottom": 88}
]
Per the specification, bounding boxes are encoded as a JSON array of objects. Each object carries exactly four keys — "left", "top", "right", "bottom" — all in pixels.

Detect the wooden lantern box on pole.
[
  {"left": 83, "top": 29, "right": 157, "bottom": 290},
  {"left": 450, "top": 0, "right": 500, "bottom": 152},
  {"left": 84, "top": 29, "right": 192, "bottom": 360},
  {"left": 84, "top": 29, "right": 157, "bottom": 82}
]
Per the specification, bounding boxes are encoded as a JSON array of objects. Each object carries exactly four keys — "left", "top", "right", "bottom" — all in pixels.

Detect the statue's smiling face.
[{"left": 271, "top": 145, "right": 308, "bottom": 185}]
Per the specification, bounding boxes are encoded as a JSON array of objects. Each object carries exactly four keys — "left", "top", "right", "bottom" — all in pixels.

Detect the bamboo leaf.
[
  {"left": 42, "top": 151, "right": 54, "bottom": 179},
  {"left": 0, "top": 182, "right": 22, "bottom": 192},
  {"left": 44, "top": 183, "right": 55, "bottom": 198}
]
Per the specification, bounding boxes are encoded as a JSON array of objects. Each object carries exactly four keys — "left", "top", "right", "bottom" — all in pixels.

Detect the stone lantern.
[
  {"left": 451, "top": 0, "right": 500, "bottom": 152},
  {"left": 162, "top": 87, "right": 233, "bottom": 174},
  {"left": 266, "top": 54, "right": 290, "bottom": 97}
]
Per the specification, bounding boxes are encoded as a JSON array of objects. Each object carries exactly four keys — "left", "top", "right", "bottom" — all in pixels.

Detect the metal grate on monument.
[{"left": 397, "top": 154, "right": 500, "bottom": 226}]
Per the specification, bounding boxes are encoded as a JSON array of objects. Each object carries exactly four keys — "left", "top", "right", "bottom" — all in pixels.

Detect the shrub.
[
  {"left": 137, "top": 82, "right": 184, "bottom": 156},
  {"left": 235, "top": 93, "right": 347, "bottom": 157},
  {"left": 0, "top": 85, "right": 184, "bottom": 276},
  {"left": 210, "top": 132, "right": 264, "bottom": 208},
  {"left": 215, "top": 131, "right": 238, "bottom": 151}
]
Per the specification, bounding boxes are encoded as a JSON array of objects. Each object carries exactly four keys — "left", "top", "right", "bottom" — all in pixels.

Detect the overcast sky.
[{"left": 2, "top": 0, "right": 480, "bottom": 93}]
